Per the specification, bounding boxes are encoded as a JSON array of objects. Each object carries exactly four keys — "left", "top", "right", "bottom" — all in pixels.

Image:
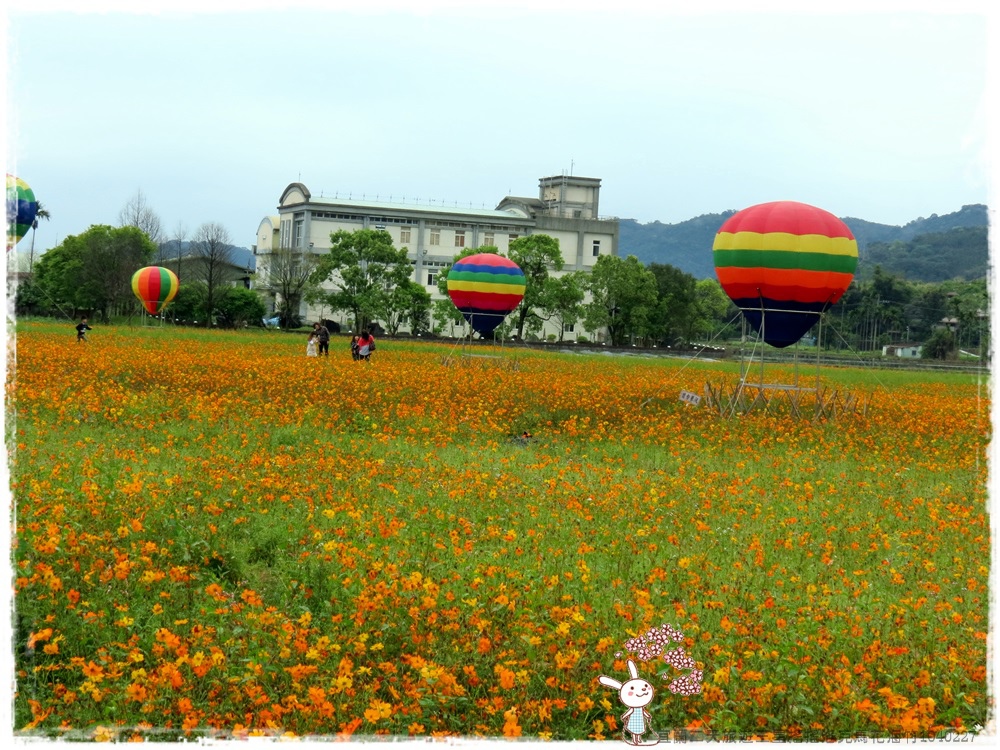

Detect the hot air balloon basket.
[{"left": 702, "top": 381, "right": 871, "bottom": 421}]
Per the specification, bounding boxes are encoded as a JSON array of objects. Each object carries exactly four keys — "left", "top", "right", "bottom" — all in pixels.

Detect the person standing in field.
[
  {"left": 314, "top": 322, "right": 330, "bottom": 357},
  {"left": 350, "top": 334, "right": 361, "bottom": 361},
  {"left": 306, "top": 331, "right": 318, "bottom": 357},
  {"left": 357, "top": 330, "right": 376, "bottom": 362},
  {"left": 76, "top": 318, "right": 93, "bottom": 343}
]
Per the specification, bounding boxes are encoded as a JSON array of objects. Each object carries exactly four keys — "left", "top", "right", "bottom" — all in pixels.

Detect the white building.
[
  {"left": 881, "top": 344, "right": 923, "bottom": 358},
  {"left": 254, "top": 175, "right": 619, "bottom": 340}
]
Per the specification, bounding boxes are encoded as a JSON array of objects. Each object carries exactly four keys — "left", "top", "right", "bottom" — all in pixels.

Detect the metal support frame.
[
  {"left": 440, "top": 314, "right": 519, "bottom": 371},
  {"left": 706, "top": 303, "right": 869, "bottom": 421}
]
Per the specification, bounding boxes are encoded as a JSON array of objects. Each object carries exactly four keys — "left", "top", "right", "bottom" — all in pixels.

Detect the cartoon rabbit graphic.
[{"left": 599, "top": 659, "right": 659, "bottom": 745}]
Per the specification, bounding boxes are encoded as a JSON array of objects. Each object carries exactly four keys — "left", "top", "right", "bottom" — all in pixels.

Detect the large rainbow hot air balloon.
[
  {"left": 713, "top": 201, "right": 858, "bottom": 348},
  {"left": 6, "top": 174, "right": 38, "bottom": 251},
  {"left": 446, "top": 253, "right": 526, "bottom": 337},
  {"left": 132, "top": 266, "right": 180, "bottom": 315}
]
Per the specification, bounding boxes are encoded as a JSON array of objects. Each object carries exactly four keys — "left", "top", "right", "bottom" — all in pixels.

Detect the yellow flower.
[
  {"left": 93, "top": 726, "right": 116, "bottom": 742},
  {"left": 364, "top": 700, "right": 392, "bottom": 722}
]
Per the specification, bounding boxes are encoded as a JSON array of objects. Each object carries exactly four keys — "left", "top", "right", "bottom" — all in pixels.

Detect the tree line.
[
  {"left": 828, "top": 267, "right": 988, "bottom": 360},
  {"left": 244, "top": 227, "right": 994, "bottom": 359},
  {"left": 15, "top": 207, "right": 989, "bottom": 359},
  {"left": 14, "top": 190, "right": 265, "bottom": 327},
  {"left": 257, "top": 228, "right": 737, "bottom": 345}
]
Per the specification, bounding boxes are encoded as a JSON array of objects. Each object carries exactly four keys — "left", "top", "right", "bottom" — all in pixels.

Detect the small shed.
[{"left": 882, "top": 344, "right": 923, "bottom": 358}]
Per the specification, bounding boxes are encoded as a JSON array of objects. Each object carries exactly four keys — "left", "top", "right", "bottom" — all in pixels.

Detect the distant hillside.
[
  {"left": 619, "top": 212, "right": 733, "bottom": 280},
  {"left": 855, "top": 225, "right": 988, "bottom": 283},
  {"left": 620, "top": 204, "right": 988, "bottom": 282},
  {"left": 157, "top": 240, "right": 256, "bottom": 272}
]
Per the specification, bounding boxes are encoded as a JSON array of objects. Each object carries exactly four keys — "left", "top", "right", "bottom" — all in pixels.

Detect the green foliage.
[
  {"left": 381, "top": 281, "right": 432, "bottom": 336},
  {"left": 628, "top": 268, "right": 734, "bottom": 348},
  {"left": 540, "top": 271, "right": 586, "bottom": 342},
  {"left": 507, "top": 234, "right": 564, "bottom": 339},
  {"left": 922, "top": 328, "right": 957, "bottom": 360},
  {"left": 30, "top": 224, "right": 156, "bottom": 320},
  {"left": 857, "top": 226, "right": 988, "bottom": 282},
  {"left": 13, "top": 277, "right": 48, "bottom": 317},
  {"left": 310, "top": 229, "right": 412, "bottom": 331},
  {"left": 693, "top": 278, "right": 736, "bottom": 340},
  {"left": 647, "top": 263, "right": 696, "bottom": 344},
  {"left": 833, "top": 269, "right": 987, "bottom": 354},
  {"left": 215, "top": 287, "right": 267, "bottom": 328},
  {"left": 169, "top": 280, "right": 209, "bottom": 323},
  {"left": 583, "top": 254, "right": 658, "bottom": 346},
  {"left": 433, "top": 295, "right": 466, "bottom": 336},
  {"left": 168, "top": 281, "right": 267, "bottom": 329}
]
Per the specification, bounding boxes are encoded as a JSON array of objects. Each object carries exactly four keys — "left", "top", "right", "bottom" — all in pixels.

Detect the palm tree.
[{"left": 29, "top": 201, "right": 51, "bottom": 273}]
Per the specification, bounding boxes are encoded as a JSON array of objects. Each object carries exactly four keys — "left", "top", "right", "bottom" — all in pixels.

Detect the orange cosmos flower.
[{"left": 82, "top": 661, "right": 105, "bottom": 680}]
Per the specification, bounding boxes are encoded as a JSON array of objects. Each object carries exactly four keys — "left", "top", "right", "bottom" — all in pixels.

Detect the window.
[
  {"left": 592, "top": 240, "right": 601, "bottom": 257},
  {"left": 430, "top": 229, "right": 440, "bottom": 245},
  {"left": 400, "top": 227, "right": 412, "bottom": 243},
  {"left": 294, "top": 219, "right": 304, "bottom": 248},
  {"left": 427, "top": 272, "right": 436, "bottom": 286},
  {"left": 483, "top": 231, "right": 495, "bottom": 247},
  {"left": 565, "top": 324, "right": 575, "bottom": 333},
  {"left": 455, "top": 230, "right": 466, "bottom": 248}
]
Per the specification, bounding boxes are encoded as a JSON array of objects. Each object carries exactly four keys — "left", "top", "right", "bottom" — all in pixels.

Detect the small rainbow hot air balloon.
[
  {"left": 446, "top": 253, "right": 526, "bottom": 337},
  {"left": 131, "top": 266, "right": 180, "bottom": 315},
  {"left": 6, "top": 174, "right": 38, "bottom": 251},
  {"left": 713, "top": 201, "right": 858, "bottom": 347}
]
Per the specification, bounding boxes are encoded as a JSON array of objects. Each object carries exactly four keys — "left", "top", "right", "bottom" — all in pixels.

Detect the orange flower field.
[{"left": 7, "top": 323, "right": 991, "bottom": 741}]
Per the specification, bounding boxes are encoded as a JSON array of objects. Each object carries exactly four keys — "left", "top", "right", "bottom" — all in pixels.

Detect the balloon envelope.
[
  {"left": 446, "top": 253, "right": 526, "bottom": 336},
  {"left": 6, "top": 174, "right": 38, "bottom": 251},
  {"left": 713, "top": 201, "right": 858, "bottom": 347},
  {"left": 132, "top": 266, "right": 180, "bottom": 315}
]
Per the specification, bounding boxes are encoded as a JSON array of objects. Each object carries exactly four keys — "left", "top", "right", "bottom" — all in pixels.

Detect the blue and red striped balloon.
[{"left": 446, "top": 253, "right": 526, "bottom": 336}]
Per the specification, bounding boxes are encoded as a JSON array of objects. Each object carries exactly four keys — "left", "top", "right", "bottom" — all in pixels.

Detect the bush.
[
  {"left": 215, "top": 287, "right": 267, "bottom": 329},
  {"left": 922, "top": 328, "right": 956, "bottom": 360}
]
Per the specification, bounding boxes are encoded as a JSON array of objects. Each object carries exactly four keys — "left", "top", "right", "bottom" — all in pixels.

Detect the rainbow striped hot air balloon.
[
  {"left": 131, "top": 266, "right": 180, "bottom": 316},
  {"left": 446, "top": 253, "right": 526, "bottom": 337},
  {"left": 6, "top": 174, "right": 38, "bottom": 251},
  {"left": 713, "top": 201, "right": 858, "bottom": 348}
]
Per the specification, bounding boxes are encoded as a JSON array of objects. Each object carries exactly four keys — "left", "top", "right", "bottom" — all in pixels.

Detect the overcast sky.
[{"left": 3, "top": 0, "right": 995, "bottom": 257}]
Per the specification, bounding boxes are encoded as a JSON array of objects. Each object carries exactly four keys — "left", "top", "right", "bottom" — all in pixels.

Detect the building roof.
[
  {"left": 314, "top": 195, "right": 528, "bottom": 220},
  {"left": 496, "top": 196, "right": 545, "bottom": 218},
  {"left": 280, "top": 183, "right": 532, "bottom": 223}
]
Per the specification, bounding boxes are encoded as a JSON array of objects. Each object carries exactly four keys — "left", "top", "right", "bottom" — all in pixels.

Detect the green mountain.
[
  {"left": 855, "top": 226, "right": 988, "bottom": 283},
  {"left": 620, "top": 203, "right": 989, "bottom": 282}
]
